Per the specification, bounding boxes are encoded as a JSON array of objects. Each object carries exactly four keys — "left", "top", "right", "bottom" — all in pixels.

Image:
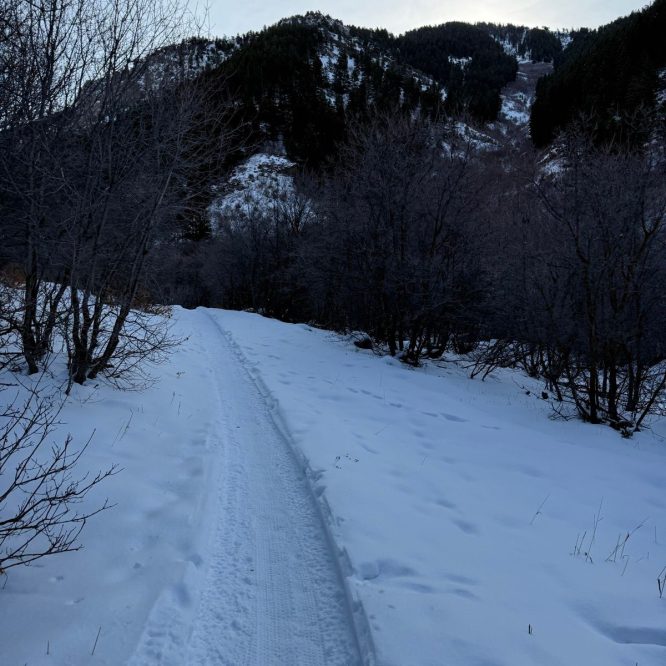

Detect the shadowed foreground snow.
[{"left": 2, "top": 306, "right": 666, "bottom": 665}]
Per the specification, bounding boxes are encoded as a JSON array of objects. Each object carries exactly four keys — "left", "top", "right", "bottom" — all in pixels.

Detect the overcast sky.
[{"left": 203, "top": 0, "right": 650, "bottom": 38}]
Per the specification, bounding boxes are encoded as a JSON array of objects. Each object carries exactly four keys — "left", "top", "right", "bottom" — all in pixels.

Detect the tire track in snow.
[{"left": 131, "top": 309, "right": 365, "bottom": 665}]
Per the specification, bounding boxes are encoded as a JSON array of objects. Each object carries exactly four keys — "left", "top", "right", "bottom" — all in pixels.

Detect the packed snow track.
[{"left": 129, "top": 309, "right": 364, "bottom": 666}]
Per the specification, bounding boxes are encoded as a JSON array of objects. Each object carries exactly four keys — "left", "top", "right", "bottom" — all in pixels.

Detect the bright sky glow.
[{"left": 204, "top": 0, "right": 651, "bottom": 38}]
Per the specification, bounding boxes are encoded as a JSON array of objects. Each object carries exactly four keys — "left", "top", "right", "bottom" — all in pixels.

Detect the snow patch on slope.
[
  {"left": 498, "top": 37, "right": 532, "bottom": 64},
  {"left": 448, "top": 55, "right": 472, "bottom": 69},
  {"left": 208, "top": 153, "right": 296, "bottom": 230},
  {"left": 496, "top": 61, "right": 553, "bottom": 132},
  {"left": 657, "top": 67, "right": 666, "bottom": 107}
]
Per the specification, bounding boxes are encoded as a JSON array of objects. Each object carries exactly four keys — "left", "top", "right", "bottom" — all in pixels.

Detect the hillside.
[
  {"left": 61, "top": 12, "right": 569, "bottom": 234},
  {"left": 190, "top": 13, "right": 568, "bottom": 170},
  {"left": 531, "top": 0, "right": 666, "bottom": 146},
  {"left": 394, "top": 22, "right": 518, "bottom": 121}
]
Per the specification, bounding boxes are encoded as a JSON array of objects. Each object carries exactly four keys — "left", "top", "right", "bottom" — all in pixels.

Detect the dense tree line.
[
  {"left": 476, "top": 23, "right": 563, "bottom": 63},
  {"left": 395, "top": 23, "right": 518, "bottom": 121},
  {"left": 531, "top": 0, "right": 666, "bottom": 147},
  {"left": 153, "top": 112, "right": 666, "bottom": 434}
]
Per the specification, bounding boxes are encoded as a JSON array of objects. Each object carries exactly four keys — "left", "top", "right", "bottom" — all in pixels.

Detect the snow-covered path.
[{"left": 130, "top": 309, "right": 363, "bottom": 665}]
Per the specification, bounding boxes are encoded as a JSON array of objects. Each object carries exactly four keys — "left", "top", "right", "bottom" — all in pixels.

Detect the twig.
[
  {"left": 530, "top": 494, "right": 550, "bottom": 525},
  {"left": 91, "top": 626, "right": 102, "bottom": 656}
]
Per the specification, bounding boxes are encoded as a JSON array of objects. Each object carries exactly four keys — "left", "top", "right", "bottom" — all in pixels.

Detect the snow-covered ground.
[{"left": 2, "top": 307, "right": 666, "bottom": 665}]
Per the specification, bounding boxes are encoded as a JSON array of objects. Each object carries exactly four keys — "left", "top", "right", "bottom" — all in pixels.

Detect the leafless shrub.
[{"left": 0, "top": 385, "right": 116, "bottom": 574}]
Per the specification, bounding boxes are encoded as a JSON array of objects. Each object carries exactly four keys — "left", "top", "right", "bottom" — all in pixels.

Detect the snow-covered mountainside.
[
  {"left": 288, "top": 13, "right": 446, "bottom": 110},
  {"left": 208, "top": 153, "right": 298, "bottom": 230},
  {"left": 135, "top": 38, "right": 234, "bottom": 89},
  {"left": 492, "top": 27, "right": 571, "bottom": 64},
  {"left": 76, "top": 36, "right": 234, "bottom": 115},
  {"left": 3, "top": 307, "right": 666, "bottom": 665},
  {"left": 96, "top": 12, "right": 559, "bottom": 201}
]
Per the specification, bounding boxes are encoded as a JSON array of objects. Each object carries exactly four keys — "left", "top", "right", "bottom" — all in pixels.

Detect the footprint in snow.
[
  {"left": 452, "top": 518, "right": 479, "bottom": 535},
  {"left": 441, "top": 413, "right": 468, "bottom": 423}
]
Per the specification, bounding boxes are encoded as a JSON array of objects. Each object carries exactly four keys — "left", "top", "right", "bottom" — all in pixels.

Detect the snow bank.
[{"left": 0, "top": 309, "right": 222, "bottom": 665}]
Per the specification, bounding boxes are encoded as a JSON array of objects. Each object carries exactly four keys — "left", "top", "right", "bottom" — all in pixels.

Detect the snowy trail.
[
  {"left": 130, "top": 309, "right": 363, "bottom": 666},
  {"left": 5, "top": 306, "right": 666, "bottom": 666}
]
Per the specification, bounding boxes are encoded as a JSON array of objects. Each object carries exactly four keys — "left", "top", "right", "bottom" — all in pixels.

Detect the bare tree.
[
  {"left": 0, "top": 384, "right": 115, "bottom": 573},
  {"left": 305, "top": 113, "right": 489, "bottom": 362},
  {"left": 474, "top": 126, "right": 666, "bottom": 432},
  {"left": 0, "top": 0, "right": 227, "bottom": 385},
  {"left": 533, "top": 132, "right": 666, "bottom": 428}
]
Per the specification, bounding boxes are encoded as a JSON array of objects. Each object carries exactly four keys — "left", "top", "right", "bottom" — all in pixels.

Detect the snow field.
[
  {"left": 1, "top": 308, "right": 363, "bottom": 665},
  {"left": 2, "top": 306, "right": 666, "bottom": 666}
]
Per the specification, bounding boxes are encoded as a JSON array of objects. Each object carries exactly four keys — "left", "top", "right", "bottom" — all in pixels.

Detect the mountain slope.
[
  {"left": 199, "top": 14, "right": 448, "bottom": 168},
  {"left": 395, "top": 22, "right": 518, "bottom": 121},
  {"left": 99, "top": 13, "right": 568, "bottom": 175},
  {"left": 477, "top": 22, "right": 567, "bottom": 64},
  {"left": 201, "top": 14, "right": 573, "bottom": 166},
  {"left": 531, "top": 0, "right": 666, "bottom": 146},
  {"left": 96, "top": 13, "right": 576, "bottom": 234}
]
